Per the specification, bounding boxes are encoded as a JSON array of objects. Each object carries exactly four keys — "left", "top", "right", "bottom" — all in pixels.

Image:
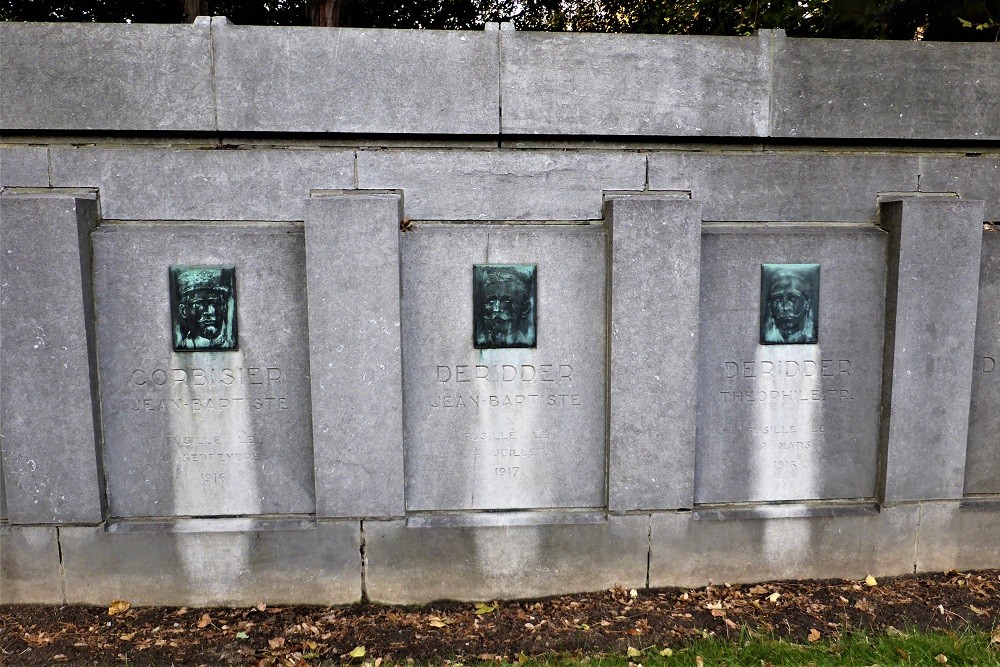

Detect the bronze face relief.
[
  {"left": 170, "top": 266, "right": 238, "bottom": 351},
  {"left": 760, "top": 263, "right": 819, "bottom": 345},
  {"left": 473, "top": 264, "right": 537, "bottom": 349}
]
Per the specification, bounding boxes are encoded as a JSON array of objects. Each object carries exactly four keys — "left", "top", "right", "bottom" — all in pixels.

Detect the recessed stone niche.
[
  {"left": 695, "top": 225, "right": 887, "bottom": 505},
  {"left": 93, "top": 223, "right": 314, "bottom": 518},
  {"left": 401, "top": 224, "right": 607, "bottom": 513}
]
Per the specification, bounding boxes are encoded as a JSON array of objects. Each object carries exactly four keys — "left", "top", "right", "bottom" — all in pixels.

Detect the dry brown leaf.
[
  {"left": 724, "top": 618, "right": 738, "bottom": 630},
  {"left": 970, "top": 605, "right": 988, "bottom": 616},
  {"left": 268, "top": 636, "right": 286, "bottom": 649},
  {"left": 807, "top": 628, "right": 821, "bottom": 642},
  {"left": 934, "top": 654, "right": 948, "bottom": 664},
  {"left": 710, "top": 609, "right": 726, "bottom": 618},
  {"left": 864, "top": 575, "right": 878, "bottom": 587},
  {"left": 108, "top": 600, "right": 131, "bottom": 616},
  {"left": 767, "top": 592, "right": 780, "bottom": 603},
  {"left": 118, "top": 632, "right": 136, "bottom": 641},
  {"left": 196, "top": 613, "right": 212, "bottom": 629},
  {"left": 695, "top": 656, "right": 705, "bottom": 667}
]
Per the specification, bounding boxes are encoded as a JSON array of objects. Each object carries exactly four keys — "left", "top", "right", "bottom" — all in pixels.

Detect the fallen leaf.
[
  {"left": 627, "top": 646, "right": 641, "bottom": 657},
  {"left": 268, "top": 637, "right": 285, "bottom": 649},
  {"left": 970, "top": 605, "right": 988, "bottom": 616},
  {"left": 349, "top": 646, "right": 366, "bottom": 659},
  {"left": 895, "top": 647, "right": 910, "bottom": 659},
  {"left": 374, "top": 658, "right": 384, "bottom": 667},
  {"left": 864, "top": 575, "right": 878, "bottom": 587},
  {"left": 706, "top": 601, "right": 723, "bottom": 610},
  {"left": 659, "top": 648, "right": 673, "bottom": 657},
  {"left": 196, "top": 613, "right": 212, "bottom": 629},
  {"left": 695, "top": 656, "right": 705, "bottom": 667},
  {"left": 429, "top": 620, "right": 447, "bottom": 628},
  {"left": 934, "top": 655, "right": 948, "bottom": 664},
  {"left": 767, "top": 592, "right": 780, "bottom": 603},
  {"left": 256, "top": 603, "right": 266, "bottom": 612},
  {"left": 474, "top": 602, "right": 496, "bottom": 615},
  {"left": 118, "top": 632, "right": 136, "bottom": 641},
  {"left": 991, "top": 627, "right": 1000, "bottom": 644},
  {"left": 235, "top": 631, "right": 249, "bottom": 640},
  {"left": 724, "top": 618, "right": 738, "bottom": 630},
  {"left": 749, "top": 585, "right": 768, "bottom": 595},
  {"left": 108, "top": 600, "right": 131, "bottom": 616},
  {"left": 710, "top": 609, "right": 726, "bottom": 618},
  {"left": 517, "top": 652, "right": 529, "bottom": 664},
  {"left": 807, "top": 628, "right": 821, "bottom": 642},
  {"left": 629, "top": 589, "right": 638, "bottom": 598}
]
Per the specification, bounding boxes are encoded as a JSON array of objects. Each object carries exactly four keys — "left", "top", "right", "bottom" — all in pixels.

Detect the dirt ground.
[{"left": 2, "top": 570, "right": 999, "bottom": 666}]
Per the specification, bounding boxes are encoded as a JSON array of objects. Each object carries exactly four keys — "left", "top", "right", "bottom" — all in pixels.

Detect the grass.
[{"left": 475, "top": 629, "right": 1000, "bottom": 666}]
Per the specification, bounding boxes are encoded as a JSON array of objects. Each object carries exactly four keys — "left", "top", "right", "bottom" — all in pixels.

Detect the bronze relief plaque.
[
  {"left": 760, "top": 263, "right": 819, "bottom": 345},
  {"left": 472, "top": 264, "right": 537, "bottom": 348},
  {"left": 170, "top": 265, "right": 238, "bottom": 351}
]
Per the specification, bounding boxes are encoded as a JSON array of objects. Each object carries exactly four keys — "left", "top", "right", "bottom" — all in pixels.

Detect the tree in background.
[{"left": 1, "top": 0, "right": 998, "bottom": 40}]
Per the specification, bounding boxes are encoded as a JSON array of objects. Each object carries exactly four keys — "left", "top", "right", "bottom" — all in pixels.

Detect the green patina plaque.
[
  {"left": 473, "top": 264, "right": 537, "bottom": 349},
  {"left": 760, "top": 263, "right": 819, "bottom": 345},
  {"left": 170, "top": 265, "right": 238, "bottom": 352}
]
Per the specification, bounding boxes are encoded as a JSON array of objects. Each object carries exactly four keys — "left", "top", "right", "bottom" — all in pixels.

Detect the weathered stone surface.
[
  {"left": 0, "top": 192, "right": 103, "bottom": 523},
  {"left": 50, "top": 148, "right": 354, "bottom": 221},
  {"left": 92, "top": 223, "right": 314, "bottom": 518},
  {"left": 964, "top": 230, "right": 1000, "bottom": 495},
  {"left": 650, "top": 504, "right": 919, "bottom": 587},
  {"left": 215, "top": 25, "right": 498, "bottom": 134},
  {"left": 648, "top": 152, "right": 918, "bottom": 222},
  {"left": 880, "top": 198, "right": 984, "bottom": 503},
  {"left": 772, "top": 36, "right": 1000, "bottom": 140},
  {"left": 0, "top": 526, "right": 63, "bottom": 603},
  {"left": 60, "top": 520, "right": 360, "bottom": 605},
  {"left": 501, "top": 31, "right": 769, "bottom": 137},
  {"left": 607, "top": 195, "right": 701, "bottom": 511},
  {"left": 306, "top": 193, "right": 404, "bottom": 518},
  {"left": 401, "top": 224, "right": 607, "bottom": 511},
  {"left": 696, "top": 224, "right": 886, "bottom": 504},
  {"left": 920, "top": 157, "right": 1000, "bottom": 222},
  {"left": 365, "top": 515, "right": 647, "bottom": 603},
  {"left": 0, "top": 22, "right": 214, "bottom": 131},
  {"left": 916, "top": 502, "right": 1000, "bottom": 572},
  {"left": 357, "top": 150, "right": 645, "bottom": 220},
  {"left": 0, "top": 148, "right": 48, "bottom": 187}
]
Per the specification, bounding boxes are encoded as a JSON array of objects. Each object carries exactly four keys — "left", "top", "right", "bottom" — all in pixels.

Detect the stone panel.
[
  {"left": 357, "top": 150, "right": 645, "bottom": 220},
  {"left": 0, "top": 192, "right": 103, "bottom": 523},
  {"left": 920, "top": 157, "right": 1000, "bottom": 223},
  {"left": 696, "top": 225, "right": 886, "bottom": 504},
  {"left": 0, "top": 148, "right": 48, "bottom": 187},
  {"left": 92, "top": 223, "right": 314, "bottom": 518},
  {"left": 916, "top": 502, "right": 1000, "bottom": 572},
  {"left": 61, "top": 520, "right": 360, "bottom": 606},
  {"left": 501, "top": 31, "right": 769, "bottom": 137},
  {"left": 0, "top": 526, "right": 63, "bottom": 603},
  {"left": 880, "top": 198, "right": 984, "bottom": 502},
  {"left": 0, "top": 22, "right": 214, "bottom": 131},
  {"left": 965, "top": 231, "right": 1000, "bottom": 495},
  {"left": 648, "top": 152, "right": 918, "bottom": 222},
  {"left": 772, "top": 36, "right": 1000, "bottom": 140},
  {"left": 215, "top": 25, "right": 498, "bottom": 134},
  {"left": 306, "top": 193, "right": 404, "bottom": 518},
  {"left": 366, "top": 515, "right": 647, "bottom": 603},
  {"left": 607, "top": 196, "right": 701, "bottom": 511},
  {"left": 401, "top": 225, "right": 607, "bottom": 511},
  {"left": 650, "top": 505, "right": 919, "bottom": 588},
  {"left": 50, "top": 148, "right": 354, "bottom": 221}
]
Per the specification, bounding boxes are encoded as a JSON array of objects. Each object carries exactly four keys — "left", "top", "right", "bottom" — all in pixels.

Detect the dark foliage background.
[{"left": 1, "top": 0, "right": 998, "bottom": 39}]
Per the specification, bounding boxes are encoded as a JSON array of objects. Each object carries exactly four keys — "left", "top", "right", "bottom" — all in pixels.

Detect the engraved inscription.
[{"left": 432, "top": 363, "right": 580, "bottom": 408}]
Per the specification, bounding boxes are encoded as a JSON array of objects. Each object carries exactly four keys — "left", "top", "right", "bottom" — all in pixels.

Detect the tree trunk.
[
  {"left": 182, "top": 0, "right": 211, "bottom": 23},
  {"left": 308, "top": 0, "right": 353, "bottom": 26}
]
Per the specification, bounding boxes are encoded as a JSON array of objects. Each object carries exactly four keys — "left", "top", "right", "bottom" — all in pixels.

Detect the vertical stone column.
[
  {"left": 0, "top": 190, "right": 104, "bottom": 523},
  {"left": 879, "top": 196, "right": 984, "bottom": 503},
  {"left": 306, "top": 191, "right": 405, "bottom": 518},
  {"left": 607, "top": 195, "right": 702, "bottom": 511}
]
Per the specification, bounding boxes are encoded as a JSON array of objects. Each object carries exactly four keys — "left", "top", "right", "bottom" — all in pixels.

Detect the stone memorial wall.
[{"left": 3, "top": 19, "right": 1000, "bottom": 605}]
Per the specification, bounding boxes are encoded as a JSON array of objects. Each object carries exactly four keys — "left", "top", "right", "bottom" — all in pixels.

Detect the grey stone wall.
[{"left": 2, "top": 20, "right": 1000, "bottom": 605}]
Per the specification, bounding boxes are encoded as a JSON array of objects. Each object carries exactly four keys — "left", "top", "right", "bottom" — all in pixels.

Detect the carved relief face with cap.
[
  {"left": 473, "top": 264, "right": 537, "bottom": 349},
  {"left": 170, "top": 266, "right": 238, "bottom": 351},
  {"left": 760, "top": 264, "right": 819, "bottom": 345}
]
